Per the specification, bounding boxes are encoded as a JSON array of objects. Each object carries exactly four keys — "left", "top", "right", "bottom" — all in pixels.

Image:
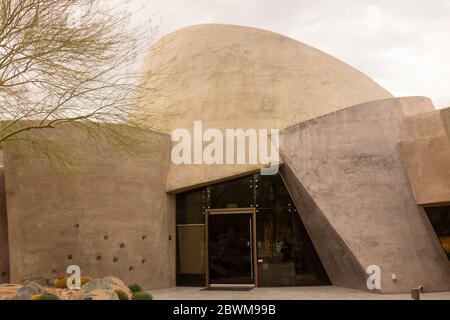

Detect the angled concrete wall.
[
  {"left": 4, "top": 125, "right": 175, "bottom": 289},
  {"left": 280, "top": 97, "right": 450, "bottom": 293}
]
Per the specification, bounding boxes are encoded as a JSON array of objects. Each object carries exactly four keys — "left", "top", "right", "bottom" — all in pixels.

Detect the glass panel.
[
  {"left": 255, "top": 174, "right": 292, "bottom": 209},
  {"left": 176, "top": 225, "right": 206, "bottom": 286},
  {"left": 256, "top": 208, "right": 330, "bottom": 286},
  {"left": 208, "top": 214, "right": 253, "bottom": 284},
  {"left": 176, "top": 173, "right": 330, "bottom": 287},
  {"left": 208, "top": 176, "right": 254, "bottom": 209},
  {"left": 176, "top": 188, "right": 206, "bottom": 224},
  {"left": 424, "top": 206, "right": 450, "bottom": 260}
]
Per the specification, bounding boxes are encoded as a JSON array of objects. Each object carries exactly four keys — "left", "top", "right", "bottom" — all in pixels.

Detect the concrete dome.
[{"left": 134, "top": 24, "right": 392, "bottom": 132}]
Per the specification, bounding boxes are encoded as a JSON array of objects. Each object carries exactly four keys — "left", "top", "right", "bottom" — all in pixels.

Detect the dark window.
[
  {"left": 176, "top": 173, "right": 330, "bottom": 287},
  {"left": 176, "top": 188, "right": 206, "bottom": 225},
  {"left": 424, "top": 206, "right": 450, "bottom": 260},
  {"left": 208, "top": 176, "right": 253, "bottom": 209}
]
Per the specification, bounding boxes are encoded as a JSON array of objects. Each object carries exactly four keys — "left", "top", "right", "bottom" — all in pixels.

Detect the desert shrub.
[
  {"left": 38, "top": 293, "right": 60, "bottom": 300},
  {"left": 132, "top": 291, "right": 153, "bottom": 300},
  {"left": 128, "top": 283, "right": 142, "bottom": 293},
  {"left": 115, "top": 290, "right": 129, "bottom": 300},
  {"left": 54, "top": 276, "right": 91, "bottom": 289},
  {"left": 81, "top": 276, "right": 92, "bottom": 286},
  {"left": 54, "top": 277, "right": 67, "bottom": 289}
]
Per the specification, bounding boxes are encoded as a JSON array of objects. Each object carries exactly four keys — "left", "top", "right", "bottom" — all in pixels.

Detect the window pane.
[
  {"left": 425, "top": 206, "right": 450, "bottom": 260},
  {"left": 255, "top": 174, "right": 293, "bottom": 209},
  {"left": 176, "top": 188, "right": 206, "bottom": 224},
  {"left": 176, "top": 225, "right": 206, "bottom": 286},
  {"left": 208, "top": 176, "right": 254, "bottom": 209},
  {"left": 256, "top": 208, "right": 329, "bottom": 286}
]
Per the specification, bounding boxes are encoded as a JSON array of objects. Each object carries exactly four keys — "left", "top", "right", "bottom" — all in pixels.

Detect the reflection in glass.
[
  {"left": 208, "top": 214, "right": 253, "bottom": 284},
  {"left": 256, "top": 209, "right": 329, "bottom": 286},
  {"left": 208, "top": 176, "right": 253, "bottom": 209},
  {"left": 176, "top": 173, "right": 330, "bottom": 287},
  {"left": 425, "top": 206, "right": 450, "bottom": 260},
  {"left": 176, "top": 225, "right": 206, "bottom": 286}
]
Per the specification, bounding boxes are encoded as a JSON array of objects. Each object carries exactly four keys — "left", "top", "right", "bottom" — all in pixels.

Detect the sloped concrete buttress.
[
  {"left": 280, "top": 166, "right": 368, "bottom": 291},
  {"left": 279, "top": 97, "right": 450, "bottom": 293}
]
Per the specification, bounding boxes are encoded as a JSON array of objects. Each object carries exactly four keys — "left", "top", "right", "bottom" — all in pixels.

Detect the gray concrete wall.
[
  {"left": 0, "top": 167, "right": 9, "bottom": 283},
  {"left": 280, "top": 97, "right": 450, "bottom": 293},
  {"left": 4, "top": 125, "right": 175, "bottom": 289}
]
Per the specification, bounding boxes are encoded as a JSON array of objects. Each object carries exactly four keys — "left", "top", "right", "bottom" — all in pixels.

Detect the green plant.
[
  {"left": 81, "top": 276, "right": 92, "bottom": 286},
  {"left": 115, "top": 290, "right": 129, "bottom": 300},
  {"left": 132, "top": 292, "right": 153, "bottom": 300},
  {"left": 128, "top": 283, "right": 142, "bottom": 293},
  {"left": 54, "top": 277, "right": 67, "bottom": 289},
  {"left": 38, "top": 293, "right": 60, "bottom": 300},
  {"left": 54, "top": 276, "right": 91, "bottom": 288}
]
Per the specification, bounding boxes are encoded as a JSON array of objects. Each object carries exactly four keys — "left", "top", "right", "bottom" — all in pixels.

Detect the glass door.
[{"left": 206, "top": 209, "right": 256, "bottom": 287}]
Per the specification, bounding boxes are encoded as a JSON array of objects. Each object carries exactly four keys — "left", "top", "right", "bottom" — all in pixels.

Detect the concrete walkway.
[{"left": 147, "top": 286, "right": 450, "bottom": 300}]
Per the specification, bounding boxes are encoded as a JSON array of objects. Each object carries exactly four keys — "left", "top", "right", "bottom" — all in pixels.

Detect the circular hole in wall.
[
  {"left": 128, "top": 266, "right": 134, "bottom": 272},
  {"left": 96, "top": 255, "right": 102, "bottom": 261},
  {"left": 74, "top": 224, "right": 79, "bottom": 229},
  {"left": 120, "top": 243, "right": 125, "bottom": 249},
  {"left": 67, "top": 254, "right": 73, "bottom": 260},
  {"left": 103, "top": 235, "right": 109, "bottom": 240},
  {"left": 113, "top": 257, "right": 119, "bottom": 263},
  {"left": 142, "top": 235, "right": 147, "bottom": 240},
  {"left": 1, "top": 271, "right": 7, "bottom": 277},
  {"left": 141, "top": 258, "right": 146, "bottom": 264}
]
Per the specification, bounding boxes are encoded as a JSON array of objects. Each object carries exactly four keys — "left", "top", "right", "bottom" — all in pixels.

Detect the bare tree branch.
[{"left": 0, "top": 0, "right": 164, "bottom": 167}]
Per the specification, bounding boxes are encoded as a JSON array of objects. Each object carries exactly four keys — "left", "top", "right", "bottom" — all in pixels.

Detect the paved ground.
[{"left": 147, "top": 286, "right": 450, "bottom": 300}]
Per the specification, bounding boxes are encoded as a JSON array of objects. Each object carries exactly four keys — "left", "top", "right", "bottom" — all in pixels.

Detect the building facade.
[{"left": 0, "top": 24, "right": 449, "bottom": 294}]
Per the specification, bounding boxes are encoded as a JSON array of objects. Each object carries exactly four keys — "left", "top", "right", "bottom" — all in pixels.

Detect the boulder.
[
  {"left": 15, "top": 280, "right": 49, "bottom": 300},
  {"left": 81, "top": 276, "right": 132, "bottom": 300},
  {"left": 81, "top": 289, "right": 119, "bottom": 300}
]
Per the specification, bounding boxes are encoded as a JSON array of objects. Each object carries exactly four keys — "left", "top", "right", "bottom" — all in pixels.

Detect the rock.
[
  {"left": 81, "top": 276, "right": 132, "bottom": 300},
  {"left": 46, "top": 278, "right": 55, "bottom": 287},
  {"left": 15, "top": 280, "right": 49, "bottom": 300},
  {"left": 81, "top": 289, "right": 119, "bottom": 300}
]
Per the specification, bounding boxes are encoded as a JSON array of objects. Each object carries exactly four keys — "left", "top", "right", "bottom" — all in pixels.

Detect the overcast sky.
[{"left": 123, "top": 0, "right": 450, "bottom": 108}]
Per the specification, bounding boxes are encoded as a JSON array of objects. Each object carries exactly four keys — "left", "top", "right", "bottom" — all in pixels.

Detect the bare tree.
[{"left": 0, "top": 0, "right": 159, "bottom": 167}]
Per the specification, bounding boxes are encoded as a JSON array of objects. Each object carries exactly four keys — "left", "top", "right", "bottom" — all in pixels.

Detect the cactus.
[
  {"left": 128, "top": 283, "right": 142, "bottom": 293},
  {"left": 132, "top": 291, "right": 153, "bottom": 300},
  {"left": 115, "top": 290, "right": 129, "bottom": 300},
  {"left": 38, "top": 293, "right": 60, "bottom": 300}
]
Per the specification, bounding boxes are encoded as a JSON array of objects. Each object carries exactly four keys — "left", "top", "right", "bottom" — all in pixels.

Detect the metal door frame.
[{"left": 205, "top": 208, "right": 257, "bottom": 288}]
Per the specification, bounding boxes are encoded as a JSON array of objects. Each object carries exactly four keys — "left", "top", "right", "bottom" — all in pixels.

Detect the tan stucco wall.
[
  {"left": 400, "top": 107, "right": 450, "bottom": 205},
  {"left": 280, "top": 97, "right": 450, "bottom": 293},
  {"left": 4, "top": 125, "right": 175, "bottom": 289},
  {"left": 0, "top": 167, "right": 9, "bottom": 283},
  {"left": 133, "top": 24, "right": 393, "bottom": 192}
]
